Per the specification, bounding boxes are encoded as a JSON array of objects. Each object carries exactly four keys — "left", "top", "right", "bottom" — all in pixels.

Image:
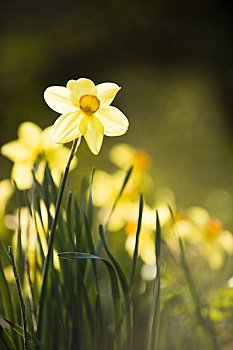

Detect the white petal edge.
[
  {"left": 67, "top": 78, "right": 97, "bottom": 102},
  {"left": 18, "top": 122, "right": 42, "bottom": 149},
  {"left": 52, "top": 110, "right": 84, "bottom": 144},
  {"left": 44, "top": 86, "right": 77, "bottom": 114},
  {"left": 96, "top": 83, "right": 121, "bottom": 107},
  {"left": 95, "top": 106, "right": 129, "bottom": 136}
]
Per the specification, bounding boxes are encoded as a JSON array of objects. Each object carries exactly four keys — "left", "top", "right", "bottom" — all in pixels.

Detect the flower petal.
[
  {"left": 82, "top": 116, "right": 104, "bottom": 155},
  {"left": 11, "top": 163, "right": 34, "bottom": 190},
  {"left": 18, "top": 122, "right": 42, "bottom": 150},
  {"left": 52, "top": 110, "right": 84, "bottom": 143},
  {"left": 44, "top": 86, "right": 77, "bottom": 114},
  {"left": 95, "top": 106, "right": 129, "bottom": 136},
  {"left": 1, "top": 140, "right": 35, "bottom": 163},
  {"left": 41, "top": 126, "right": 59, "bottom": 150},
  {"left": 67, "top": 78, "right": 97, "bottom": 104},
  {"left": 46, "top": 146, "right": 77, "bottom": 171},
  {"left": 96, "top": 83, "right": 121, "bottom": 107}
]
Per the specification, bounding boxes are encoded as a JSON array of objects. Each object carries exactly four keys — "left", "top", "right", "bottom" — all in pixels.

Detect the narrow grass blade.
[
  {"left": 0, "top": 257, "right": 14, "bottom": 324},
  {"left": 65, "top": 191, "right": 76, "bottom": 249},
  {"left": 87, "top": 168, "right": 95, "bottom": 226},
  {"left": 83, "top": 214, "right": 106, "bottom": 348},
  {"left": 1, "top": 316, "right": 43, "bottom": 348},
  {"left": 130, "top": 193, "right": 143, "bottom": 290},
  {"left": 105, "top": 166, "right": 133, "bottom": 230},
  {"left": 96, "top": 166, "right": 134, "bottom": 256},
  {"left": 0, "top": 325, "right": 17, "bottom": 350},
  {"left": 147, "top": 211, "right": 161, "bottom": 350},
  {"left": 15, "top": 209, "right": 24, "bottom": 284},
  {"left": 83, "top": 213, "right": 98, "bottom": 281},
  {"left": 0, "top": 242, "right": 19, "bottom": 347},
  {"left": 43, "top": 163, "right": 58, "bottom": 204},
  {"left": 58, "top": 252, "right": 120, "bottom": 301}
]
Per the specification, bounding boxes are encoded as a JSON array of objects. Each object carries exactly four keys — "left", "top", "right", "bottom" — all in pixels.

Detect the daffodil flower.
[
  {"left": 1, "top": 122, "right": 77, "bottom": 189},
  {"left": 169, "top": 206, "right": 233, "bottom": 269},
  {"left": 44, "top": 78, "right": 129, "bottom": 154}
]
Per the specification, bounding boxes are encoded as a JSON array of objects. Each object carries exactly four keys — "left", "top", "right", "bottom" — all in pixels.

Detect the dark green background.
[{"left": 1, "top": 0, "right": 233, "bottom": 226}]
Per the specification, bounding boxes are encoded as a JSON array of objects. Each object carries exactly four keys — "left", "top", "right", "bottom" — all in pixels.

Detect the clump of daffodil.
[
  {"left": 109, "top": 143, "right": 154, "bottom": 195},
  {"left": 93, "top": 169, "right": 142, "bottom": 231},
  {"left": 124, "top": 203, "right": 156, "bottom": 264},
  {"left": 170, "top": 206, "right": 233, "bottom": 269},
  {"left": 92, "top": 143, "right": 157, "bottom": 230},
  {"left": 1, "top": 122, "right": 77, "bottom": 190},
  {"left": 44, "top": 78, "right": 129, "bottom": 155}
]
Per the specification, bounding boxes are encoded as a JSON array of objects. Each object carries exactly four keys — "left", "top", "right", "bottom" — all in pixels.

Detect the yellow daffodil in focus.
[
  {"left": 1, "top": 122, "right": 77, "bottom": 190},
  {"left": 44, "top": 78, "right": 129, "bottom": 154}
]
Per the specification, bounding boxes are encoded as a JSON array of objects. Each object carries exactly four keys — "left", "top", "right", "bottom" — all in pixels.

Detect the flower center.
[
  {"left": 79, "top": 94, "right": 100, "bottom": 115},
  {"left": 205, "top": 219, "right": 222, "bottom": 240},
  {"left": 134, "top": 150, "right": 151, "bottom": 171},
  {"left": 125, "top": 221, "right": 138, "bottom": 236}
]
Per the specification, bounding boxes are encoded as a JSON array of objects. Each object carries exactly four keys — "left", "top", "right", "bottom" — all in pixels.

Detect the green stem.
[
  {"left": 36, "top": 138, "right": 80, "bottom": 347},
  {"left": 8, "top": 246, "right": 30, "bottom": 350}
]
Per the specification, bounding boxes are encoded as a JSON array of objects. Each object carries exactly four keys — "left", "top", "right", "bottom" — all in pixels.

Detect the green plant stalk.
[
  {"left": 129, "top": 193, "right": 143, "bottom": 291},
  {"left": 147, "top": 212, "right": 161, "bottom": 350},
  {"left": 36, "top": 138, "right": 80, "bottom": 346},
  {"left": 8, "top": 246, "right": 30, "bottom": 350}
]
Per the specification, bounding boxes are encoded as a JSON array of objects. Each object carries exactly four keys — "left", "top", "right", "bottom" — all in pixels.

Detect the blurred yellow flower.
[
  {"left": 175, "top": 206, "right": 233, "bottom": 269},
  {"left": 123, "top": 202, "right": 160, "bottom": 281},
  {"left": 124, "top": 203, "right": 157, "bottom": 266},
  {"left": 44, "top": 78, "right": 129, "bottom": 155},
  {"left": 0, "top": 179, "right": 13, "bottom": 217},
  {"left": 109, "top": 143, "right": 152, "bottom": 172},
  {"left": 1, "top": 122, "right": 77, "bottom": 190},
  {"left": 109, "top": 143, "right": 153, "bottom": 195},
  {"left": 93, "top": 169, "right": 142, "bottom": 231},
  {"left": 0, "top": 179, "right": 13, "bottom": 239}
]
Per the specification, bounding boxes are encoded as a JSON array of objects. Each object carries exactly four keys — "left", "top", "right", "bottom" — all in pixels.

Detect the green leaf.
[
  {"left": 65, "top": 191, "right": 76, "bottom": 249},
  {"left": 0, "top": 256, "right": 14, "bottom": 325},
  {"left": 58, "top": 252, "right": 121, "bottom": 348},
  {"left": 147, "top": 211, "right": 161, "bottom": 350},
  {"left": 105, "top": 166, "right": 133, "bottom": 230},
  {"left": 130, "top": 193, "right": 143, "bottom": 290},
  {"left": 0, "top": 325, "right": 17, "bottom": 350},
  {"left": 87, "top": 168, "right": 95, "bottom": 227},
  {"left": 0, "top": 316, "right": 44, "bottom": 348},
  {"left": 98, "top": 225, "right": 132, "bottom": 350},
  {"left": 96, "top": 166, "right": 134, "bottom": 256}
]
